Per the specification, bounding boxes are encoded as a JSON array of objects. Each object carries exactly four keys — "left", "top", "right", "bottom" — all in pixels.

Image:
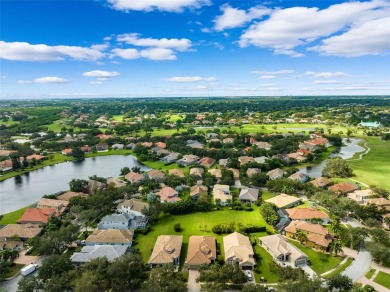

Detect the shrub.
[
  {"left": 212, "top": 223, "right": 235, "bottom": 234},
  {"left": 242, "top": 226, "right": 266, "bottom": 233},
  {"left": 174, "top": 223, "right": 182, "bottom": 232}
]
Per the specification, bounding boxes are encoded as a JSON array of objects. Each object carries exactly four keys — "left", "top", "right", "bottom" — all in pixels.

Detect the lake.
[
  {"left": 0, "top": 155, "right": 150, "bottom": 214},
  {"left": 299, "top": 138, "right": 365, "bottom": 178}
]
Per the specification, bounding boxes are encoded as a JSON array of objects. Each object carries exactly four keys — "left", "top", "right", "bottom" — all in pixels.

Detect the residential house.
[
  {"left": 246, "top": 168, "right": 261, "bottom": 178},
  {"left": 348, "top": 189, "right": 374, "bottom": 204},
  {"left": 155, "top": 142, "right": 166, "bottom": 148},
  {"left": 112, "top": 143, "right": 124, "bottom": 150},
  {"left": 287, "top": 153, "right": 307, "bottom": 163},
  {"left": 199, "top": 157, "right": 215, "bottom": 168},
  {"left": 0, "top": 224, "right": 42, "bottom": 241},
  {"left": 125, "top": 172, "right": 145, "bottom": 184},
  {"left": 238, "top": 156, "right": 255, "bottom": 166},
  {"left": 206, "top": 133, "right": 219, "bottom": 139},
  {"left": 17, "top": 208, "right": 57, "bottom": 225},
  {"left": 177, "top": 154, "right": 199, "bottom": 166},
  {"left": 296, "top": 149, "right": 313, "bottom": 157},
  {"left": 86, "top": 179, "right": 107, "bottom": 193},
  {"left": 148, "top": 235, "right": 183, "bottom": 268},
  {"left": 223, "top": 232, "right": 255, "bottom": 270},
  {"left": 213, "top": 184, "right": 232, "bottom": 206},
  {"left": 141, "top": 142, "right": 153, "bottom": 148},
  {"left": 228, "top": 168, "right": 240, "bottom": 179},
  {"left": 157, "top": 187, "right": 181, "bottom": 203},
  {"left": 364, "top": 198, "right": 390, "bottom": 212},
  {"left": 219, "top": 159, "right": 229, "bottom": 168},
  {"left": 288, "top": 172, "right": 310, "bottom": 183},
  {"left": 358, "top": 121, "right": 381, "bottom": 128},
  {"left": 255, "top": 156, "right": 268, "bottom": 164},
  {"left": 168, "top": 169, "right": 185, "bottom": 178},
  {"left": 71, "top": 245, "right": 128, "bottom": 265},
  {"left": 286, "top": 208, "right": 330, "bottom": 224},
  {"left": 95, "top": 143, "right": 109, "bottom": 152},
  {"left": 80, "top": 146, "right": 92, "bottom": 153},
  {"left": 285, "top": 221, "right": 333, "bottom": 251},
  {"left": 223, "top": 137, "right": 234, "bottom": 144},
  {"left": 265, "top": 194, "right": 301, "bottom": 209},
  {"left": 208, "top": 169, "right": 222, "bottom": 179},
  {"left": 186, "top": 140, "right": 204, "bottom": 149},
  {"left": 85, "top": 229, "right": 133, "bottom": 247},
  {"left": 298, "top": 141, "right": 321, "bottom": 152},
  {"left": 147, "top": 169, "right": 166, "bottom": 182},
  {"left": 260, "top": 234, "right": 308, "bottom": 266},
  {"left": 117, "top": 198, "right": 149, "bottom": 218},
  {"left": 186, "top": 236, "right": 216, "bottom": 269},
  {"left": 57, "top": 191, "right": 88, "bottom": 201},
  {"left": 61, "top": 148, "right": 73, "bottom": 155},
  {"left": 328, "top": 182, "right": 358, "bottom": 195},
  {"left": 267, "top": 168, "right": 285, "bottom": 180},
  {"left": 37, "top": 198, "right": 69, "bottom": 214},
  {"left": 98, "top": 213, "right": 142, "bottom": 230},
  {"left": 190, "top": 185, "right": 208, "bottom": 199},
  {"left": 160, "top": 152, "right": 180, "bottom": 164},
  {"left": 239, "top": 188, "right": 259, "bottom": 203},
  {"left": 255, "top": 142, "right": 272, "bottom": 150},
  {"left": 0, "top": 237, "right": 24, "bottom": 251},
  {"left": 107, "top": 177, "right": 127, "bottom": 188},
  {"left": 190, "top": 167, "right": 204, "bottom": 177},
  {"left": 310, "top": 177, "right": 332, "bottom": 188},
  {"left": 25, "top": 154, "right": 46, "bottom": 162}
]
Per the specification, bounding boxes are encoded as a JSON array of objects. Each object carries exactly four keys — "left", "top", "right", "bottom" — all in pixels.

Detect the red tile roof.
[{"left": 18, "top": 208, "right": 57, "bottom": 224}]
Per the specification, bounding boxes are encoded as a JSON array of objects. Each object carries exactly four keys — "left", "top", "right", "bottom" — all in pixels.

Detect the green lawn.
[
  {"left": 365, "top": 268, "right": 376, "bottom": 279},
  {"left": 0, "top": 118, "right": 20, "bottom": 127},
  {"left": 167, "top": 114, "right": 185, "bottom": 122},
  {"left": 261, "top": 190, "right": 276, "bottom": 200},
  {"left": 289, "top": 241, "right": 343, "bottom": 274},
  {"left": 348, "top": 137, "right": 390, "bottom": 190},
  {"left": 0, "top": 264, "right": 24, "bottom": 280},
  {"left": 253, "top": 242, "right": 279, "bottom": 283},
  {"left": 135, "top": 206, "right": 275, "bottom": 276},
  {"left": 44, "top": 119, "right": 68, "bottom": 132},
  {"left": 112, "top": 115, "right": 125, "bottom": 122},
  {"left": 373, "top": 271, "right": 390, "bottom": 289},
  {"left": 141, "top": 160, "right": 190, "bottom": 175},
  {"left": 0, "top": 206, "right": 29, "bottom": 224},
  {"left": 323, "top": 258, "right": 353, "bottom": 279}
]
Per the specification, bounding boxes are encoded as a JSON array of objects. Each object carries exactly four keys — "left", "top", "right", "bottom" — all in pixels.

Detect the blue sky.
[{"left": 1, "top": 0, "right": 389, "bottom": 98}]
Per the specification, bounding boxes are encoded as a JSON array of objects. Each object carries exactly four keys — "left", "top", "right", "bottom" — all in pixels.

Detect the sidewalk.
[{"left": 357, "top": 276, "right": 389, "bottom": 292}]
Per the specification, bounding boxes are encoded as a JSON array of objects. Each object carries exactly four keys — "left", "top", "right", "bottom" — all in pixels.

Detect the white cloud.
[
  {"left": 251, "top": 70, "right": 294, "bottom": 75},
  {"left": 0, "top": 41, "right": 105, "bottom": 61},
  {"left": 82, "top": 70, "right": 119, "bottom": 78},
  {"left": 165, "top": 76, "right": 217, "bottom": 82},
  {"left": 140, "top": 48, "right": 176, "bottom": 60},
  {"left": 314, "top": 80, "right": 345, "bottom": 84},
  {"left": 239, "top": 1, "right": 389, "bottom": 56},
  {"left": 117, "top": 33, "right": 192, "bottom": 51},
  {"left": 201, "top": 27, "right": 212, "bottom": 33},
  {"left": 111, "top": 48, "right": 140, "bottom": 60},
  {"left": 196, "top": 85, "right": 208, "bottom": 90},
  {"left": 305, "top": 71, "right": 349, "bottom": 78},
  {"left": 33, "top": 77, "right": 68, "bottom": 84},
  {"left": 106, "top": 0, "right": 210, "bottom": 12},
  {"left": 214, "top": 4, "right": 270, "bottom": 31},
  {"left": 310, "top": 17, "right": 390, "bottom": 56},
  {"left": 17, "top": 80, "right": 32, "bottom": 84},
  {"left": 259, "top": 75, "right": 275, "bottom": 79}
]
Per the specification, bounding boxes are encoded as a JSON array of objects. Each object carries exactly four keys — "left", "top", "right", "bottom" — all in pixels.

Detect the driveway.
[
  {"left": 188, "top": 270, "right": 201, "bottom": 292},
  {"left": 299, "top": 264, "right": 317, "bottom": 278},
  {"left": 13, "top": 250, "right": 40, "bottom": 265},
  {"left": 342, "top": 249, "right": 372, "bottom": 282}
]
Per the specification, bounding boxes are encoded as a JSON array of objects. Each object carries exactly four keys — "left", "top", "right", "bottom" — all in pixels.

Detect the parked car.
[{"left": 245, "top": 270, "right": 253, "bottom": 281}]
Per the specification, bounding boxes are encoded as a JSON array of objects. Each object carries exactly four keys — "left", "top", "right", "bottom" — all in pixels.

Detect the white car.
[{"left": 245, "top": 270, "right": 253, "bottom": 281}]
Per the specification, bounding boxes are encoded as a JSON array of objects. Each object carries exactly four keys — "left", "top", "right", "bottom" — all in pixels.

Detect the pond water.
[
  {"left": 0, "top": 155, "right": 150, "bottom": 214},
  {"left": 298, "top": 138, "right": 364, "bottom": 178}
]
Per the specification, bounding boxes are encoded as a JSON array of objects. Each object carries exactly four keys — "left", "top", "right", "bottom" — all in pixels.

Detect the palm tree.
[
  {"left": 330, "top": 240, "right": 343, "bottom": 256},
  {"left": 296, "top": 230, "right": 307, "bottom": 245},
  {"left": 9, "top": 250, "right": 19, "bottom": 262},
  {"left": 330, "top": 216, "right": 342, "bottom": 236}
]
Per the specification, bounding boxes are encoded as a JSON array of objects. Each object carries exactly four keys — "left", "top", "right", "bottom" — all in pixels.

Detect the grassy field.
[
  {"left": 289, "top": 241, "right": 343, "bottom": 274},
  {"left": 135, "top": 206, "right": 279, "bottom": 281},
  {"left": 323, "top": 258, "right": 353, "bottom": 279},
  {"left": 253, "top": 242, "right": 279, "bottom": 283},
  {"left": 167, "top": 114, "right": 185, "bottom": 122},
  {"left": 348, "top": 137, "right": 390, "bottom": 190},
  {"left": 44, "top": 119, "right": 68, "bottom": 132},
  {"left": 365, "top": 268, "right": 376, "bottom": 279},
  {"left": 373, "top": 271, "right": 390, "bottom": 289},
  {"left": 141, "top": 160, "right": 190, "bottom": 175},
  {"left": 112, "top": 115, "right": 125, "bottom": 122},
  {"left": 0, "top": 118, "right": 20, "bottom": 127},
  {"left": 0, "top": 206, "right": 29, "bottom": 224}
]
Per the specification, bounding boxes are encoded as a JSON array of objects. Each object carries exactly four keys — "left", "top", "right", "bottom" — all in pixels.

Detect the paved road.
[{"left": 341, "top": 249, "right": 372, "bottom": 282}]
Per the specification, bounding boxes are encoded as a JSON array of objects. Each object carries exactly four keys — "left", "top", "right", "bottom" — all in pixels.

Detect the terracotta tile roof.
[
  {"left": 328, "top": 182, "right": 358, "bottom": 194},
  {"left": 286, "top": 207, "right": 329, "bottom": 220},
  {"left": 148, "top": 235, "right": 183, "bottom": 265},
  {"left": 147, "top": 169, "right": 166, "bottom": 180},
  {"left": 26, "top": 154, "right": 46, "bottom": 161},
  {"left": 285, "top": 221, "right": 329, "bottom": 236},
  {"left": 17, "top": 208, "right": 57, "bottom": 224},
  {"left": 168, "top": 169, "right": 185, "bottom": 178},
  {"left": 0, "top": 224, "right": 42, "bottom": 239},
  {"left": 86, "top": 229, "right": 133, "bottom": 244},
  {"left": 364, "top": 197, "right": 390, "bottom": 206},
  {"left": 155, "top": 142, "right": 166, "bottom": 148},
  {"left": 62, "top": 148, "right": 73, "bottom": 155},
  {"left": 186, "top": 236, "right": 216, "bottom": 266},
  {"left": 57, "top": 192, "right": 88, "bottom": 201},
  {"left": 157, "top": 187, "right": 180, "bottom": 202},
  {"left": 199, "top": 157, "right": 215, "bottom": 168},
  {"left": 125, "top": 172, "right": 144, "bottom": 183}
]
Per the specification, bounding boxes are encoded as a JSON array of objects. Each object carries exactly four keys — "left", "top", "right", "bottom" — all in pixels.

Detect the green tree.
[
  {"left": 72, "top": 147, "right": 85, "bottom": 162},
  {"left": 330, "top": 240, "right": 343, "bottom": 256},
  {"left": 322, "top": 158, "right": 353, "bottom": 178},
  {"left": 295, "top": 230, "right": 307, "bottom": 244},
  {"left": 259, "top": 202, "right": 279, "bottom": 225},
  {"left": 120, "top": 167, "right": 131, "bottom": 176},
  {"left": 141, "top": 264, "right": 187, "bottom": 292},
  {"left": 327, "top": 274, "right": 353, "bottom": 291},
  {"left": 69, "top": 179, "right": 88, "bottom": 192}
]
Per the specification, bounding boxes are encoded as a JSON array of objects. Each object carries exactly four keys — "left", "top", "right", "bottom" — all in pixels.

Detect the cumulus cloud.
[
  {"left": 305, "top": 71, "right": 349, "bottom": 78},
  {"left": 111, "top": 48, "right": 140, "bottom": 60},
  {"left": 165, "top": 76, "right": 217, "bottom": 82},
  {"left": 0, "top": 41, "right": 105, "bottom": 61},
  {"left": 140, "top": 48, "right": 176, "bottom": 60},
  {"left": 17, "top": 80, "right": 32, "bottom": 84},
  {"left": 239, "top": 1, "right": 389, "bottom": 56},
  {"left": 106, "top": 0, "right": 210, "bottom": 12},
  {"left": 33, "top": 77, "right": 68, "bottom": 83},
  {"left": 214, "top": 4, "right": 270, "bottom": 31},
  {"left": 196, "top": 85, "right": 208, "bottom": 90},
  {"left": 82, "top": 70, "right": 119, "bottom": 78},
  {"left": 310, "top": 17, "right": 390, "bottom": 56},
  {"left": 117, "top": 33, "right": 192, "bottom": 51}
]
